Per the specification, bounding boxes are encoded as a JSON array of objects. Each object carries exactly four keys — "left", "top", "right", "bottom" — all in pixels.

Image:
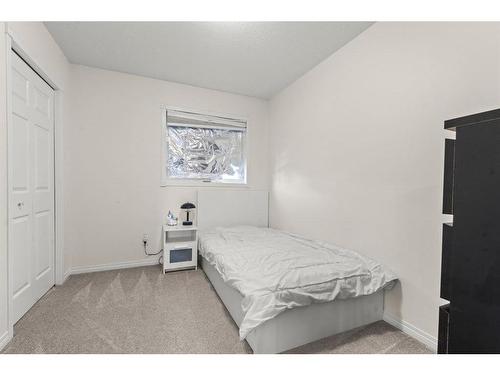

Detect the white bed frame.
[{"left": 197, "top": 189, "right": 384, "bottom": 354}]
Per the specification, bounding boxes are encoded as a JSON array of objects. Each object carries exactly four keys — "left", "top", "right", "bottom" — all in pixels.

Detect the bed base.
[{"left": 201, "top": 257, "right": 384, "bottom": 354}]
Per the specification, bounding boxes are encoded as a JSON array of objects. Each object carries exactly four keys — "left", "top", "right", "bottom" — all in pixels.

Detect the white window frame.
[{"left": 160, "top": 106, "right": 249, "bottom": 187}]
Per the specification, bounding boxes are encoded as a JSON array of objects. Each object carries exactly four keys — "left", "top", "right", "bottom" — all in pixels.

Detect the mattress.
[{"left": 198, "top": 226, "right": 397, "bottom": 339}]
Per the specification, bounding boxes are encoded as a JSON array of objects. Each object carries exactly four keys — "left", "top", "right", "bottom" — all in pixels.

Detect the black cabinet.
[
  {"left": 439, "top": 108, "right": 500, "bottom": 353},
  {"left": 440, "top": 223, "right": 453, "bottom": 301},
  {"left": 438, "top": 304, "right": 450, "bottom": 354},
  {"left": 442, "top": 139, "right": 455, "bottom": 215}
]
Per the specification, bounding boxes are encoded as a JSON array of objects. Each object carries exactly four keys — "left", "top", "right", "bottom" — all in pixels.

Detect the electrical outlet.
[{"left": 142, "top": 234, "right": 148, "bottom": 244}]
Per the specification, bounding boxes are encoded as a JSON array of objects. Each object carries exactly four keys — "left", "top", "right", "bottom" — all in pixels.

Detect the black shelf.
[
  {"left": 440, "top": 223, "right": 453, "bottom": 300},
  {"left": 439, "top": 109, "right": 500, "bottom": 353},
  {"left": 438, "top": 304, "right": 450, "bottom": 354},
  {"left": 442, "top": 139, "right": 455, "bottom": 215},
  {"left": 444, "top": 108, "right": 500, "bottom": 130}
]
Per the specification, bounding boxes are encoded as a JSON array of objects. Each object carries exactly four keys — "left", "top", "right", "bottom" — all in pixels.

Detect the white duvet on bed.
[{"left": 198, "top": 226, "right": 398, "bottom": 340}]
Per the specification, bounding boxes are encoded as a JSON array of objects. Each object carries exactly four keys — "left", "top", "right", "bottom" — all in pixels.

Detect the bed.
[{"left": 197, "top": 190, "right": 397, "bottom": 354}]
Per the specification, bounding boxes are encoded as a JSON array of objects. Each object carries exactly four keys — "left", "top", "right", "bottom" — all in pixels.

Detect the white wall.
[
  {"left": 0, "top": 22, "right": 10, "bottom": 349},
  {"left": 0, "top": 21, "right": 72, "bottom": 349},
  {"left": 66, "top": 65, "right": 269, "bottom": 269},
  {"left": 268, "top": 22, "right": 500, "bottom": 343}
]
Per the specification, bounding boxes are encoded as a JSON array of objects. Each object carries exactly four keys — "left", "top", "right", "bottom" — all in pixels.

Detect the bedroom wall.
[
  {"left": 268, "top": 22, "right": 500, "bottom": 345},
  {"left": 0, "top": 21, "right": 72, "bottom": 349},
  {"left": 0, "top": 22, "right": 9, "bottom": 349},
  {"left": 66, "top": 65, "right": 269, "bottom": 270}
]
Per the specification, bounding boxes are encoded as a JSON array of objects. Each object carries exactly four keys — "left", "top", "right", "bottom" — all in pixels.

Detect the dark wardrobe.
[{"left": 439, "top": 108, "right": 500, "bottom": 353}]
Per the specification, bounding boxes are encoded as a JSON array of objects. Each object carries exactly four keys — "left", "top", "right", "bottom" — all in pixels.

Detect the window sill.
[{"left": 161, "top": 179, "right": 249, "bottom": 188}]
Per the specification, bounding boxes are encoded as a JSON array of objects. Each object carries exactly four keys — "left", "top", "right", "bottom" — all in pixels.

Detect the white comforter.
[{"left": 198, "top": 226, "right": 397, "bottom": 339}]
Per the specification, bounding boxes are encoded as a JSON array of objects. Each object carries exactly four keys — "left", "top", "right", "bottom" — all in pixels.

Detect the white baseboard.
[
  {"left": 0, "top": 330, "right": 12, "bottom": 352},
  {"left": 62, "top": 268, "right": 72, "bottom": 283},
  {"left": 70, "top": 257, "right": 160, "bottom": 275},
  {"left": 383, "top": 312, "right": 437, "bottom": 353}
]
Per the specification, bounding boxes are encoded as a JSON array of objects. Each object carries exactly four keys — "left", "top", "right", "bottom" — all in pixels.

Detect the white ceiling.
[{"left": 45, "top": 22, "right": 372, "bottom": 99}]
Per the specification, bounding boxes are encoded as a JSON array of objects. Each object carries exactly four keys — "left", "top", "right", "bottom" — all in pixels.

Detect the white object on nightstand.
[{"left": 162, "top": 225, "right": 198, "bottom": 273}]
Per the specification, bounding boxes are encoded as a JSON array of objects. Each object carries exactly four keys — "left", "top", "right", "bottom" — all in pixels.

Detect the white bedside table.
[{"left": 162, "top": 225, "right": 198, "bottom": 273}]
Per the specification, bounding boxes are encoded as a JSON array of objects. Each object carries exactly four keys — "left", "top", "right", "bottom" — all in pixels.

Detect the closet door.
[{"left": 9, "top": 51, "right": 55, "bottom": 323}]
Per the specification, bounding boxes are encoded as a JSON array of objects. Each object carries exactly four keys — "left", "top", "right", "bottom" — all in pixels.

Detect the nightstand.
[{"left": 162, "top": 225, "right": 198, "bottom": 273}]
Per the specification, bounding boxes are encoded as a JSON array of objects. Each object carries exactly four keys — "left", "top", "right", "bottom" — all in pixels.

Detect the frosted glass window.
[{"left": 165, "top": 110, "right": 247, "bottom": 184}]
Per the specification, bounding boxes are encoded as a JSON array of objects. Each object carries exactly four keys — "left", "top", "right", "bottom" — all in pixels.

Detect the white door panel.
[
  {"left": 11, "top": 217, "right": 30, "bottom": 295},
  {"left": 11, "top": 216, "right": 32, "bottom": 323},
  {"left": 9, "top": 51, "right": 55, "bottom": 323},
  {"left": 33, "top": 211, "right": 53, "bottom": 299},
  {"left": 33, "top": 124, "right": 52, "bottom": 216},
  {"left": 11, "top": 67, "right": 28, "bottom": 100},
  {"left": 11, "top": 115, "right": 29, "bottom": 188},
  {"left": 33, "top": 86, "right": 52, "bottom": 123},
  {"left": 9, "top": 114, "right": 31, "bottom": 220}
]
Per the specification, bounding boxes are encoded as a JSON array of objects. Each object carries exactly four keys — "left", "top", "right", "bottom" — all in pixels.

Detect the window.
[{"left": 163, "top": 109, "right": 247, "bottom": 185}]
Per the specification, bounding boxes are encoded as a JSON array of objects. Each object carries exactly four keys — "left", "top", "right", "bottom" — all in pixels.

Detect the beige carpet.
[{"left": 2, "top": 266, "right": 431, "bottom": 354}]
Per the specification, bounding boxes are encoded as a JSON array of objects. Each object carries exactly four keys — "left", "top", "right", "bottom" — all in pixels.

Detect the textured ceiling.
[{"left": 45, "top": 22, "right": 373, "bottom": 98}]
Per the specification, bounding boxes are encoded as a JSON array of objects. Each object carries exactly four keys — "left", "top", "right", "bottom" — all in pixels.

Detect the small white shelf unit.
[{"left": 162, "top": 225, "right": 198, "bottom": 273}]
